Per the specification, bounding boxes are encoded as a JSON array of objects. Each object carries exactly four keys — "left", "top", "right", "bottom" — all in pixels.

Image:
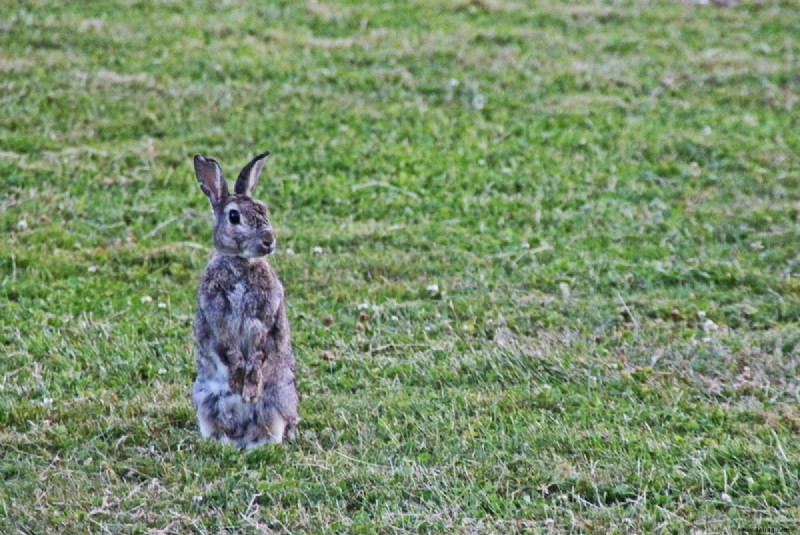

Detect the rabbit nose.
[{"left": 262, "top": 233, "right": 274, "bottom": 247}]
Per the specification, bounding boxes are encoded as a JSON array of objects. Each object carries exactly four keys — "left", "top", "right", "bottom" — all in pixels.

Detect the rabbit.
[{"left": 191, "top": 151, "right": 299, "bottom": 447}]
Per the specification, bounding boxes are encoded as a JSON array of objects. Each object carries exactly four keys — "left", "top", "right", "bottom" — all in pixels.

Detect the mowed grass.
[{"left": 1, "top": 0, "right": 799, "bottom": 532}]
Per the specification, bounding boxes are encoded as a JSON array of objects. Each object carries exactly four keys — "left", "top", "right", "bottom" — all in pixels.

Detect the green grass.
[{"left": 1, "top": 0, "right": 799, "bottom": 532}]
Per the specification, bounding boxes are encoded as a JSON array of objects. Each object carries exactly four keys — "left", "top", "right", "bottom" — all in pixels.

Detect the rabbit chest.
[
  {"left": 228, "top": 268, "right": 279, "bottom": 335},
  {"left": 224, "top": 281, "right": 276, "bottom": 336},
  {"left": 201, "top": 257, "right": 282, "bottom": 346}
]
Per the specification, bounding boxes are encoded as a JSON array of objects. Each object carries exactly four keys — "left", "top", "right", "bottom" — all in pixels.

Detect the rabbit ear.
[
  {"left": 194, "top": 155, "right": 228, "bottom": 206},
  {"left": 234, "top": 151, "right": 270, "bottom": 196}
]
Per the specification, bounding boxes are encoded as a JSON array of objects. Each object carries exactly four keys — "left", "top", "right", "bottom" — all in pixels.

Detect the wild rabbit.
[{"left": 191, "top": 152, "right": 298, "bottom": 447}]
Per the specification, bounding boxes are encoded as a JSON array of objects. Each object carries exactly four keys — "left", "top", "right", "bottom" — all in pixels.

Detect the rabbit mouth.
[{"left": 247, "top": 241, "right": 275, "bottom": 257}]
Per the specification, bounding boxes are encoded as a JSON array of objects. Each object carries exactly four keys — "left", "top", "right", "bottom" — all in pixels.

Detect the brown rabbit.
[{"left": 191, "top": 152, "right": 298, "bottom": 447}]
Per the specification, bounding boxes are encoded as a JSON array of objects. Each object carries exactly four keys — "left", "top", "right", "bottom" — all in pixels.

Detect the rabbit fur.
[{"left": 191, "top": 152, "right": 298, "bottom": 447}]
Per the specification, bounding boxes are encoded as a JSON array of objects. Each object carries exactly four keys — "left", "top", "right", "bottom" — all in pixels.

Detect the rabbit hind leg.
[
  {"left": 239, "top": 412, "right": 285, "bottom": 448},
  {"left": 268, "top": 413, "right": 287, "bottom": 444}
]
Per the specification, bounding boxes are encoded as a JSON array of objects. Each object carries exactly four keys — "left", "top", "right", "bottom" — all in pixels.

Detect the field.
[{"left": 1, "top": 0, "right": 799, "bottom": 533}]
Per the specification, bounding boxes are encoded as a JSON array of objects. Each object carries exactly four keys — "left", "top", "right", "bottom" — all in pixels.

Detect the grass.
[{"left": 1, "top": 0, "right": 799, "bottom": 532}]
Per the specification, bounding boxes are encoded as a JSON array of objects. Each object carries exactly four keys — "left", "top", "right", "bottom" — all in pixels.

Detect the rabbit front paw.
[
  {"left": 225, "top": 349, "right": 246, "bottom": 394},
  {"left": 228, "top": 362, "right": 246, "bottom": 395},
  {"left": 241, "top": 362, "right": 264, "bottom": 403}
]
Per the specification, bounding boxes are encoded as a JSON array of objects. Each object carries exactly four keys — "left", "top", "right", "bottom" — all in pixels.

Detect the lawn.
[{"left": 1, "top": 0, "right": 799, "bottom": 533}]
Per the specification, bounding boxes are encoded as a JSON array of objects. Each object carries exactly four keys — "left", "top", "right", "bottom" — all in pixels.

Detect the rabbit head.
[{"left": 193, "top": 152, "right": 276, "bottom": 258}]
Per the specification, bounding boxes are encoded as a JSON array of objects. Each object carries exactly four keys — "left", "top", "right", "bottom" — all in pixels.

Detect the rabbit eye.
[{"left": 228, "top": 209, "right": 241, "bottom": 225}]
